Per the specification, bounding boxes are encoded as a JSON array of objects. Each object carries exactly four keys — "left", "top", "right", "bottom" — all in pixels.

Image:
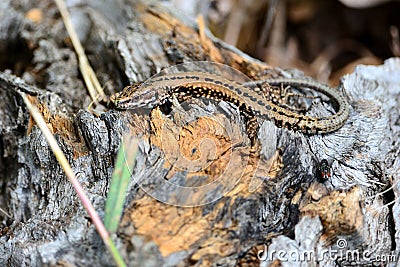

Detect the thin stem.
[{"left": 21, "top": 93, "right": 126, "bottom": 267}]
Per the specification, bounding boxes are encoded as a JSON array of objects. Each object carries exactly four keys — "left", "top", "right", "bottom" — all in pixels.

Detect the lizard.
[{"left": 110, "top": 72, "right": 350, "bottom": 138}]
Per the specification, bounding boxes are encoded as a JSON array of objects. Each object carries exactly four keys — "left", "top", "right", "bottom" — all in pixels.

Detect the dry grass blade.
[
  {"left": 21, "top": 93, "right": 126, "bottom": 267},
  {"left": 54, "top": 0, "right": 105, "bottom": 104},
  {"left": 0, "top": 207, "right": 11, "bottom": 218}
]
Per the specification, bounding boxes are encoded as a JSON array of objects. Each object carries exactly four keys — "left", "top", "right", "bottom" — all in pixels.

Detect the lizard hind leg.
[{"left": 261, "top": 82, "right": 320, "bottom": 113}]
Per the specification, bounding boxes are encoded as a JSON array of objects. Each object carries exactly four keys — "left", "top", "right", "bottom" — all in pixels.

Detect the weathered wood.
[{"left": 0, "top": 0, "right": 399, "bottom": 266}]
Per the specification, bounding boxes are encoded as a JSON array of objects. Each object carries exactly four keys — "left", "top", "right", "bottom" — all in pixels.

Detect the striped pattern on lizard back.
[{"left": 111, "top": 72, "right": 349, "bottom": 135}]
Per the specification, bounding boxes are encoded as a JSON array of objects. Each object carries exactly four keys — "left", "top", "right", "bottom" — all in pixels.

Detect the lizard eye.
[{"left": 131, "top": 94, "right": 141, "bottom": 102}]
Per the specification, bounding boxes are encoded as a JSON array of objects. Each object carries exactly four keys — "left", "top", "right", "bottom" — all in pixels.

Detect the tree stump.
[{"left": 0, "top": 1, "right": 399, "bottom": 266}]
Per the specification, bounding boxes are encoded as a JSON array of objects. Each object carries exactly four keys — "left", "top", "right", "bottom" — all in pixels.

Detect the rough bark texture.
[{"left": 0, "top": 0, "right": 399, "bottom": 267}]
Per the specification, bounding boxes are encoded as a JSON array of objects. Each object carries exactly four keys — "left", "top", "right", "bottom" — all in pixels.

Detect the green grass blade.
[{"left": 105, "top": 136, "right": 139, "bottom": 233}]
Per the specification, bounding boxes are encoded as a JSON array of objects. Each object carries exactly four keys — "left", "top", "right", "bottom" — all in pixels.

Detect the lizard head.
[{"left": 111, "top": 82, "right": 168, "bottom": 109}]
